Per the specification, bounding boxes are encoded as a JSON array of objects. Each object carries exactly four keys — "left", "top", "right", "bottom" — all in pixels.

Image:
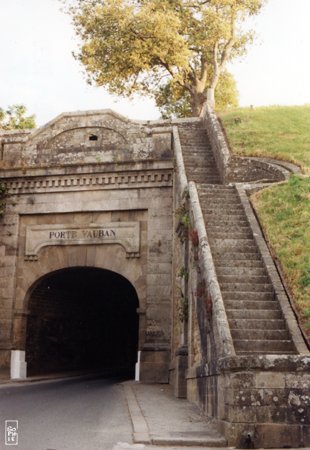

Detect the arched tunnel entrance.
[{"left": 25, "top": 267, "right": 139, "bottom": 377}]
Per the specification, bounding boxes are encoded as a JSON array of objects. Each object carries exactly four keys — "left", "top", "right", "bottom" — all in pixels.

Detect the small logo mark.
[{"left": 5, "top": 420, "right": 18, "bottom": 446}]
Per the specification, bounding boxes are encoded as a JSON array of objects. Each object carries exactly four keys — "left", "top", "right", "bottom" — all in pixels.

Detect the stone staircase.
[
  {"left": 177, "top": 122, "right": 221, "bottom": 184},
  {"left": 198, "top": 184, "right": 296, "bottom": 354},
  {"left": 178, "top": 121, "right": 297, "bottom": 355}
]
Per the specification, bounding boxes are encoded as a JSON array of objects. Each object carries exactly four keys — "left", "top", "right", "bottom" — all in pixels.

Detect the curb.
[
  {"left": 123, "top": 383, "right": 227, "bottom": 448},
  {"left": 123, "top": 384, "right": 151, "bottom": 444},
  {"left": 151, "top": 437, "right": 227, "bottom": 447}
]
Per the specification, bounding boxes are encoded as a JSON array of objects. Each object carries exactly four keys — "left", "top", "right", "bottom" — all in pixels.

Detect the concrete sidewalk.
[{"left": 122, "top": 381, "right": 227, "bottom": 448}]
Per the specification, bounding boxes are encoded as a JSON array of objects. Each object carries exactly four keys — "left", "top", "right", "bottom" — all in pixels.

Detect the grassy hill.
[
  {"left": 220, "top": 105, "right": 310, "bottom": 173},
  {"left": 220, "top": 105, "right": 310, "bottom": 339}
]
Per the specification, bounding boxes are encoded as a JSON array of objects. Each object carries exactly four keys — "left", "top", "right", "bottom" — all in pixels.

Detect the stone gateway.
[{"left": 0, "top": 108, "right": 309, "bottom": 448}]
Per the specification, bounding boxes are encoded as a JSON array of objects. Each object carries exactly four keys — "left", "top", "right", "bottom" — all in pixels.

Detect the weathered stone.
[
  {"left": 0, "top": 108, "right": 309, "bottom": 448},
  {"left": 254, "top": 423, "right": 302, "bottom": 448},
  {"left": 0, "top": 110, "right": 174, "bottom": 382},
  {"left": 256, "top": 371, "right": 285, "bottom": 389},
  {"left": 303, "top": 425, "right": 310, "bottom": 446}
]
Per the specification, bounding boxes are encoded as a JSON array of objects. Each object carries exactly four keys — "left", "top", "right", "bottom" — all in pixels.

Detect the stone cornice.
[{"left": 3, "top": 166, "right": 173, "bottom": 194}]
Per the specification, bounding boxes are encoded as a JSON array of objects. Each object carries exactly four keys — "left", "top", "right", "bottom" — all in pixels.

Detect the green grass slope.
[
  {"left": 220, "top": 105, "right": 310, "bottom": 340},
  {"left": 220, "top": 105, "right": 310, "bottom": 173}
]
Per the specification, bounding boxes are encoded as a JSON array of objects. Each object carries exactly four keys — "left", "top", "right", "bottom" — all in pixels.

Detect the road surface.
[{"left": 0, "top": 376, "right": 134, "bottom": 450}]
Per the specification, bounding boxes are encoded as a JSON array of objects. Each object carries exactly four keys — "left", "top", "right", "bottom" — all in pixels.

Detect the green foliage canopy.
[
  {"left": 0, "top": 105, "right": 36, "bottom": 130},
  {"left": 68, "top": 0, "right": 264, "bottom": 116},
  {"left": 156, "top": 70, "right": 239, "bottom": 119}
]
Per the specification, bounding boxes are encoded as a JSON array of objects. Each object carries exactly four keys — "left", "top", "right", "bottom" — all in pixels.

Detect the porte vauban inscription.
[
  {"left": 49, "top": 228, "right": 116, "bottom": 240},
  {"left": 25, "top": 222, "right": 140, "bottom": 259}
]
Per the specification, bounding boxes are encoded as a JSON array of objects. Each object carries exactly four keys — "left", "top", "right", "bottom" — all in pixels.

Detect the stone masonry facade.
[
  {"left": 0, "top": 110, "right": 174, "bottom": 383},
  {"left": 0, "top": 108, "right": 309, "bottom": 448}
]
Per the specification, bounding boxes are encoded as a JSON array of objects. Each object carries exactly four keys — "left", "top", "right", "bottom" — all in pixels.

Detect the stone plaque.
[{"left": 25, "top": 222, "right": 140, "bottom": 260}]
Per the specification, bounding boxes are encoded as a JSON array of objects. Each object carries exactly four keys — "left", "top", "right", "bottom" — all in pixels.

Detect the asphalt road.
[{"left": 0, "top": 376, "right": 134, "bottom": 450}]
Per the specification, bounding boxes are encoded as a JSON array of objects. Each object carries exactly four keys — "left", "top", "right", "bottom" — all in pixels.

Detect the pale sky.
[{"left": 1, "top": 0, "right": 310, "bottom": 126}]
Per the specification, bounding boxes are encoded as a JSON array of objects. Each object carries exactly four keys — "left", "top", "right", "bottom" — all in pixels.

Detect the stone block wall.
[
  {"left": 0, "top": 110, "right": 172, "bottom": 168},
  {"left": 219, "top": 356, "right": 310, "bottom": 447},
  {"left": 0, "top": 110, "right": 175, "bottom": 382}
]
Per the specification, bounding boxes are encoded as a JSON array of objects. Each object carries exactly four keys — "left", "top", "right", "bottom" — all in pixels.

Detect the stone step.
[
  {"left": 187, "top": 176, "right": 220, "bottom": 182},
  {"left": 180, "top": 135, "right": 209, "bottom": 138},
  {"left": 234, "top": 339, "right": 296, "bottom": 353},
  {"left": 181, "top": 142, "right": 211, "bottom": 147},
  {"left": 191, "top": 178, "right": 221, "bottom": 184},
  {"left": 183, "top": 154, "right": 214, "bottom": 159},
  {"left": 208, "top": 231, "right": 253, "bottom": 239},
  {"left": 199, "top": 196, "right": 241, "bottom": 204},
  {"left": 202, "top": 217, "right": 249, "bottom": 227},
  {"left": 206, "top": 223, "right": 251, "bottom": 232},
  {"left": 180, "top": 136, "right": 211, "bottom": 140},
  {"left": 224, "top": 300, "right": 280, "bottom": 310},
  {"left": 186, "top": 168, "right": 219, "bottom": 174},
  {"left": 182, "top": 148, "right": 214, "bottom": 152},
  {"left": 216, "top": 266, "right": 266, "bottom": 276},
  {"left": 178, "top": 128, "right": 206, "bottom": 132},
  {"left": 198, "top": 187, "right": 237, "bottom": 193},
  {"left": 184, "top": 160, "right": 215, "bottom": 165},
  {"left": 236, "top": 349, "right": 297, "bottom": 355},
  {"left": 205, "top": 209, "right": 245, "bottom": 216},
  {"left": 183, "top": 148, "right": 213, "bottom": 153},
  {"left": 183, "top": 160, "right": 216, "bottom": 165},
  {"left": 201, "top": 203, "right": 242, "bottom": 210},
  {"left": 218, "top": 275, "right": 270, "bottom": 284},
  {"left": 201, "top": 207, "right": 244, "bottom": 215},
  {"left": 213, "top": 252, "right": 261, "bottom": 261},
  {"left": 184, "top": 159, "right": 217, "bottom": 164},
  {"left": 229, "top": 318, "right": 287, "bottom": 330},
  {"left": 223, "top": 291, "right": 274, "bottom": 301},
  {"left": 231, "top": 329, "right": 291, "bottom": 340},
  {"left": 201, "top": 196, "right": 240, "bottom": 202},
  {"left": 205, "top": 219, "right": 249, "bottom": 228},
  {"left": 215, "top": 259, "right": 264, "bottom": 268},
  {"left": 212, "top": 251, "right": 261, "bottom": 261},
  {"left": 204, "top": 211, "right": 247, "bottom": 218},
  {"left": 210, "top": 239, "right": 257, "bottom": 249},
  {"left": 199, "top": 196, "right": 240, "bottom": 202},
  {"left": 200, "top": 192, "right": 236, "bottom": 197},
  {"left": 179, "top": 131, "right": 208, "bottom": 134},
  {"left": 198, "top": 184, "right": 235, "bottom": 191},
  {"left": 179, "top": 135, "right": 209, "bottom": 140},
  {"left": 187, "top": 170, "right": 219, "bottom": 177},
  {"left": 221, "top": 282, "right": 273, "bottom": 293},
  {"left": 183, "top": 152, "right": 212, "bottom": 156},
  {"left": 227, "top": 309, "right": 282, "bottom": 320}
]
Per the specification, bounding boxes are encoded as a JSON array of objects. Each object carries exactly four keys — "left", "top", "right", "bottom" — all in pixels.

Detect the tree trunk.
[
  {"left": 189, "top": 91, "right": 207, "bottom": 117},
  {"left": 207, "top": 88, "right": 215, "bottom": 109}
]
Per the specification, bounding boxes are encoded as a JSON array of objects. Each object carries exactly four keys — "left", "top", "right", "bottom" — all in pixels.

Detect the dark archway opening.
[{"left": 26, "top": 267, "right": 139, "bottom": 378}]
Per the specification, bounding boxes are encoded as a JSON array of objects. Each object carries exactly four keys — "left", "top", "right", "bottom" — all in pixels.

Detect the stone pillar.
[
  {"left": 139, "top": 345, "right": 170, "bottom": 383},
  {"left": 10, "top": 350, "right": 27, "bottom": 379},
  {"left": 174, "top": 345, "right": 188, "bottom": 398},
  {"left": 135, "top": 350, "right": 141, "bottom": 381}
]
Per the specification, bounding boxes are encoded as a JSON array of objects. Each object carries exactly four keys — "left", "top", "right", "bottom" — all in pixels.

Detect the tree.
[
  {"left": 68, "top": 0, "right": 264, "bottom": 116},
  {"left": 156, "top": 70, "right": 239, "bottom": 119},
  {"left": 0, "top": 104, "right": 36, "bottom": 130}
]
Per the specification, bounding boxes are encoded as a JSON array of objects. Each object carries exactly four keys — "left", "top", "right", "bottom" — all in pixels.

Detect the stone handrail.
[
  {"left": 188, "top": 181, "right": 235, "bottom": 358},
  {"left": 200, "top": 104, "right": 231, "bottom": 183},
  {"left": 172, "top": 126, "right": 188, "bottom": 197},
  {"left": 172, "top": 122, "right": 235, "bottom": 358}
]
